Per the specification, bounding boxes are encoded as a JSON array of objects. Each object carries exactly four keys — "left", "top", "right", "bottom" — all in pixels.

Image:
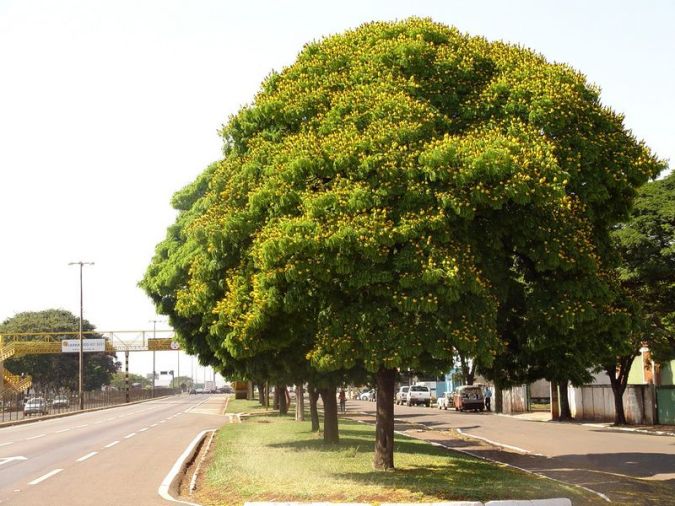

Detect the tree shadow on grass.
[{"left": 266, "top": 429, "right": 479, "bottom": 459}]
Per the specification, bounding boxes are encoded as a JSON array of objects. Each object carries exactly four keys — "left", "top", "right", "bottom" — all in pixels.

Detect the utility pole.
[
  {"left": 68, "top": 261, "right": 94, "bottom": 410},
  {"left": 149, "top": 319, "right": 161, "bottom": 398}
]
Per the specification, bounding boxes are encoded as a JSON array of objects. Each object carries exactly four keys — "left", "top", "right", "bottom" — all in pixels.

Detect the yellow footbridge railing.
[
  {"left": 2, "top": 369, "right": 32, "bottom": 392},
  {"left": 0, "top": 330, "right": 179, "bottom": 394}
]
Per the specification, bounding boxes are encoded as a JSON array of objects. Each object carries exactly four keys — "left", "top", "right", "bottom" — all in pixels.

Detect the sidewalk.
[{"left": 500, "top": 410, "right": 675, "bottom": 437}]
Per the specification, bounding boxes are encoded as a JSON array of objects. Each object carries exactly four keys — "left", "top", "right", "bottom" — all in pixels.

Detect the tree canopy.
[
  {"left": 0, "top": 309, "right": 118, "bottom": 391},
  {"left": 142, "top": 18, "right": 663, "bottom": 465},
  {"left": 613, "top": 171, "right": 674, "bottom": 353}
]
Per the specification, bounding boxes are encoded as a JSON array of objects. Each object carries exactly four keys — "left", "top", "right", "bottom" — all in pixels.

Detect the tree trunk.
[
  {"left": 309, "top": 385, "right": 320, "bottom": 432},
  {"left": 607, "top": 361, "right": 631, "bottom": 426},
  {"left": 257, "top": 383, "right": 266, "bottom": 406},
  {"left": 558, "top": 380, "right": 572, "bottom": 421},
  {"left": 278, "top": 385, "right": 288, "bottom": 415},
  {"left": 319, "top": 387, "right": 339, "bottom": 444},
  {"left": 373, "top": 367, "right": 396, "bottom": 470},
  {"left": 295, "top": 383, "right": 305, "bottom": 421},
  {"left": 273, "top": 385, "right": 280, "bottom": 410},
  {"left": 494, "top": 384, "right": 503, "bottom": 413}
]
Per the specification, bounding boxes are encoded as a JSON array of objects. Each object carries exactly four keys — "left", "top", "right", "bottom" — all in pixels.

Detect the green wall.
[{"left": 660, "top": 360, "right": 675, "bottom": 386}]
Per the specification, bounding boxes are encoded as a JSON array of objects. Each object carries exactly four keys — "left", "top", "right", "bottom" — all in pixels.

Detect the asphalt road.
[
  {"left": 350, "top": 399, "right": 675, "bottom": 504},
  {"left": 0, "top": 393, "right": 229, "bottom": 505}
]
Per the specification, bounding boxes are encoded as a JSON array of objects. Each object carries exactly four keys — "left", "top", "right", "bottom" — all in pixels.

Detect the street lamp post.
[{"left": 68, "top": 261, "right": 94, "bottom": 410}]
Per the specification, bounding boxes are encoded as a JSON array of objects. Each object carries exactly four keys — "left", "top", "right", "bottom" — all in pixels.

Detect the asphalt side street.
[
  {"left": 0, "top": 393, "right": 229, "bottom": 505},
  {"left": 350, "top": 399, "right": 675, "bottom": 505}
]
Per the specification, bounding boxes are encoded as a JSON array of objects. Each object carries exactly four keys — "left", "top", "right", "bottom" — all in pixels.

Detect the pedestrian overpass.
[{"left": 0, "top": 330, "right": 179, "bottom": 393}]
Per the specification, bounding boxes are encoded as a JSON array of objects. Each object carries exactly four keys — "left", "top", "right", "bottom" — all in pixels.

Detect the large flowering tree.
[{"left": 142, "top": 18, "right": 662, "bottom": 469}]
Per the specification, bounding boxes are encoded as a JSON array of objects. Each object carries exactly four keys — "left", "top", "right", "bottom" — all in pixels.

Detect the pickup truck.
[{"left": 406, "top": 385, "right": 431, "bottom": 407}]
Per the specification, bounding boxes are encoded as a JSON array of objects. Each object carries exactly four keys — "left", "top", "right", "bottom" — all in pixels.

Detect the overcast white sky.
[{"left": 0, "top": 0, "right": 673, "bottom": 376}]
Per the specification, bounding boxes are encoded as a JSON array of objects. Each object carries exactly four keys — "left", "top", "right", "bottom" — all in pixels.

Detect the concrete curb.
[
  {"left": 243, "top": 501, "right": 570, "bottom": 506},
  {"left": 0, "top": 394, "right": 177, "bottom": 429},
  {"left": 158, "top": 428, "right": 215, "bottom": 505}
]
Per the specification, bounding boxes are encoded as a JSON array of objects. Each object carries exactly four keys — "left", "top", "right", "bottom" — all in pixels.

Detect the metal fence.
[{"left": 1, "top": 387, "right": 180, "bottom": 423}]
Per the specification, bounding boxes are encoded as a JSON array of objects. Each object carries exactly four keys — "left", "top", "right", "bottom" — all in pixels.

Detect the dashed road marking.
[
  {"left": 55, "top": 428, "right": 70, "bottom": 433},
  {"left": 25, "top": 434, "right": 46, "bottom": 441},
  {"left": 76, "top": 451, "right": 97, "bottom": 462},
  {"left": 124, "top": 432, "right": 136, "bottom": 439},
  {"left": 104, "top": 440, "right": 119, "bottom": 448},
  {"left": 139, "top": 427, "right": 149, "bottom": 432},
  {"left": 28, "top": 469, "right": 63, "bottom": 485},
  {"left": 75, "top": 424, "right": 88, "bottom": 428},
  {"left": 0, "top": 442, "right": 14, "bottom": 447}
]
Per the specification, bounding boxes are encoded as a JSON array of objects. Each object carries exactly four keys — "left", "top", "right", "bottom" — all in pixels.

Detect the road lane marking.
[
  {"left": 104, "top": 440, "right": 119, "bottom": 448},
  {"left": 55, "top": 428, "right": 71, "bottom": 433},
  {"left": 139, "top": 427, "right": 149, "bottom": 432},
  {"left": 75, "top": 424, "right": 88, "bottom": 428},
  {"left": 0, "top": 456, "right": 27, "bottom": 467},
  {"left": 124, "top": 432, "right": 136, "bottom": 439},
  {"left": 159, "top": 420, "right": 166, "bottom": 423},
  {"left": 76, "top": 451, "right": 98, "bottom": 462},
  {"left": 25, "top": 434, "right": 46, "bottom": 440},
  {"left": 28, "top": 469, "right": 63, "bottom": 485},
  {"left": 150, "top": 423, "right": 158, "bottom": 427},
  {"left": 0, "top": 442, "right": 14, "bottom": 447}
]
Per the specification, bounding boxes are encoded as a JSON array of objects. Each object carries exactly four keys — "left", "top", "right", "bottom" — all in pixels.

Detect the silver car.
[{"left": 24, "top": 397, "right": 48, "bottom": 416}]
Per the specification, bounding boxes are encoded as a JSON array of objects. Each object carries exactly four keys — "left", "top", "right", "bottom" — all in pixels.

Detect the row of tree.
[{"left": 141, "top": 18, "right": 672, "bottom": 469}]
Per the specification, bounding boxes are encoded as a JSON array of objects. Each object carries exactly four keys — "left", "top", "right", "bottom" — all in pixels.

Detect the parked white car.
[
  {"left": 436, "top": 391, "right": 452, "bottom": 410},
  {"left": 395, "top": 386, "right": 409, "bottom": 405},
  {"left": 359, "top": 389, "right": 375, "bottom": 401}
]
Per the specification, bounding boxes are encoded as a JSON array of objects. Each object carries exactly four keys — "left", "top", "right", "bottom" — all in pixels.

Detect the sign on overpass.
[{"left": 61, "top": 339, "right": 106, "bottom": 353}]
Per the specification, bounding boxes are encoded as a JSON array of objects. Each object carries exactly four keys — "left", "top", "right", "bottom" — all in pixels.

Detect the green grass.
[
  {"left": 194, "top": 415, "right": 602, "bottom": 505},
  {"left": 224, "top": 398, "right": 269, "bottom": 414}
]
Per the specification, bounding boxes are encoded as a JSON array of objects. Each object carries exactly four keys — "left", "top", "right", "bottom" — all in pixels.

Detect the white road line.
[
  {"left": 75, "top": 424, "right": 88, "bottom": 428},
  {"left": 159, "top": 420, "right": 166, "bottom": 424},
  {"left": 28, "top": 469, "right": 63, "bottom": 485},
  {"left": 124, "top": 432, "right": 136, "bottom": 439},
  {"left": 25, "top": 434, "right": 46, "bottom": 440},
  {"left": 0, "top": 442, "right": 14, "bottom": 447},
  {"left": 104, "top": 440, "right": 119, "bottom": 448},
  {"left": 54, "top": 428, "right": 70, "bottom": 433},
  {"left": 76, "top": 451, "right": 97, "bottom": 462},
  {"left": 150, "top": 423, "right": 158, "bottom": 427},
  {"left": 139, "top": 427, "right": 149, "bottom": 432}
]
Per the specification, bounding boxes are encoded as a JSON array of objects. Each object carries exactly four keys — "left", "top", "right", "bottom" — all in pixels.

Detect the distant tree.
[
  {"left": 601, "top": 172, "right": 675, "bottom": 424},
  {"left": 142, "top": 18, "right": 662, "bottom": 468},
  {"left": 110, "top": 372, "right": 151, "bottom": 390},
  {"left": 171, "top": 375, "right": 194, "bottom": 389},
  {"left": 0, "top": 309, "right": 118, "bottom": 391}
]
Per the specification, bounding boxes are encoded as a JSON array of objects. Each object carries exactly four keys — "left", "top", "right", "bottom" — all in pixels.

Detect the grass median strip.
[{"left": 193, "top": 412, "right": 601, "bottom": 505}]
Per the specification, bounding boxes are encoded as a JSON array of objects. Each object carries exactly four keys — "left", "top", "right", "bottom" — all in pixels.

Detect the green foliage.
[
  {"left": 110, "top": 372, "right": 150, "bottom": 390},
  {"left": 142, "top": 18, "right": 662, "bottom": 389},
  {"left": 613, "top": 172, "right": 675, "bottom": 362},
  {"left": 0, "top": 309, "right": 118, "bottom": 391}
]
